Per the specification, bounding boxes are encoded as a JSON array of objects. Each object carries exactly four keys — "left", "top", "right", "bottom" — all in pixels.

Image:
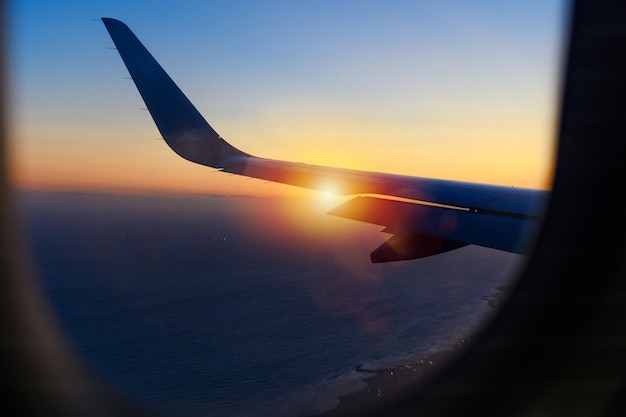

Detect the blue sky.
[{"left": 8, "top": 1, "right": 567, "bottom": 195}]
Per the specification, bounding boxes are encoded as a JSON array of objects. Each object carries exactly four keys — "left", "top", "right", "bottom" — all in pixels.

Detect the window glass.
[{"left": 9, "top": 2, "right": 566, "bottom": 416}]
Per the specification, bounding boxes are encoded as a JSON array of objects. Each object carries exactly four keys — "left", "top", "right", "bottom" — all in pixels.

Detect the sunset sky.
[{"left": 8, "top": 1, "right": 567, "bottom": 196}]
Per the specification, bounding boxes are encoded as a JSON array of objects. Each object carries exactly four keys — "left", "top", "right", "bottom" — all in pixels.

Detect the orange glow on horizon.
[
  {"left": 9, "top": 1, "right": 562, "bottom": 199},
  {"left": 9, "top": 115, "right": 555, "bottom": 196}
]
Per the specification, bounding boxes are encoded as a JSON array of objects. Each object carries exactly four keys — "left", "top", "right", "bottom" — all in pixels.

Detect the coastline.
[
  {"left": 314, "top": 338, "right": 470, "bottom": 417},
  {"left": 312, "top": 284, "right": 509, "bottom": 417}
]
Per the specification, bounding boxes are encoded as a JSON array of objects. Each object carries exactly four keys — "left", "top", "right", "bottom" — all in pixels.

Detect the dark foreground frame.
[{"left": 2, "top": 1, "right": 626, "bottom": 416}]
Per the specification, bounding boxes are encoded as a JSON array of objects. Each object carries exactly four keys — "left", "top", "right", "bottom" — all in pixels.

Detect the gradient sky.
[{"left": 8, "top": 1, "right": 567, "bottom": 196}]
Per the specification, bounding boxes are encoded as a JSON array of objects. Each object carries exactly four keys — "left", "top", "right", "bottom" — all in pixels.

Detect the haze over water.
[{"left": 17, "top": 190, "right": 523, "bottom": 416}]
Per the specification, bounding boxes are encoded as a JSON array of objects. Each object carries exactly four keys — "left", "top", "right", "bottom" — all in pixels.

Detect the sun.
[{"left": 312, "top": 181, "right": 349, "bottom": 211}]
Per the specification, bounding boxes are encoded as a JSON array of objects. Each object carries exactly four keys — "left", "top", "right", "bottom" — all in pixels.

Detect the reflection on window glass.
[{"left": 10, "top": 1, "right": 565, "bottom": 416}]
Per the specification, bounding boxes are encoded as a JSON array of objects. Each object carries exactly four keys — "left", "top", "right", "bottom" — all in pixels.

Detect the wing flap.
[
  {"left": 328, "top": 196, "right": 538, "bottom": 255},
  {"left": 370, "top": 233, "right": 468, "bottom": 263}
]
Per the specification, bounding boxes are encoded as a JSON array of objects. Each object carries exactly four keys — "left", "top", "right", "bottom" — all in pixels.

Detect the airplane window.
[{"left": 7, "top": 1, "right": 566, "bottom": 416}]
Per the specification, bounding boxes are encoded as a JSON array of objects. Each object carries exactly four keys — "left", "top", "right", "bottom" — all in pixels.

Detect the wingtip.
[
  {"left": 101, "top": 17, "right": 125, "bottom": 27},
  {"left": 101, "top": 16, "right": 249, "bottom": 167}
]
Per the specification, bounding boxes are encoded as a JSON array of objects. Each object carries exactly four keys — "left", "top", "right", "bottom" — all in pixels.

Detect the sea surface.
[{"left": 15, "top": 190, "right": 524, "bottom": 416}]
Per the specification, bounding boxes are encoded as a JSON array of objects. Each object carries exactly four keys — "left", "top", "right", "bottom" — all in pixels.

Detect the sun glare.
[{"left": 313, "top": 182, "right": 349, "bottom": 211}]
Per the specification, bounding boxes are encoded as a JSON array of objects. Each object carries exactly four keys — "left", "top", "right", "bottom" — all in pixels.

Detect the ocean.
[{"left": 15, "top": 190, "right": 524, "bottom": 416}]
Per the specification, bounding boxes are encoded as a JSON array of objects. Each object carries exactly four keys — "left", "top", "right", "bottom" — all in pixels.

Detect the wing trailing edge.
[
  {"left": 328, "top": 196, "right": 535, "bottom": 261},
  {"left": 102, "top": 18, "right": 548, "bottom": 262}
]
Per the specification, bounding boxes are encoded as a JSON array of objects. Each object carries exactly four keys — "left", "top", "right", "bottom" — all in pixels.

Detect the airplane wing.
[{"left": 102, "top": 18, "right": 548, "bottom": 262}]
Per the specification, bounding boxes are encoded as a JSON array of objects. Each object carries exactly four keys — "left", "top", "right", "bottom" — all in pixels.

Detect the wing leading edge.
[{"left": 102, "top": 18, "right": 548, "bottom": 262}]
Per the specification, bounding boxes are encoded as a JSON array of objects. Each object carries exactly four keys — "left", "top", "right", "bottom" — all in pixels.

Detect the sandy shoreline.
[
  {"left": 314, "top": 338, "right": 470, "bottom": 417},
  {"left": 310, "top": 286, "right": 508, "bottom": 417}
]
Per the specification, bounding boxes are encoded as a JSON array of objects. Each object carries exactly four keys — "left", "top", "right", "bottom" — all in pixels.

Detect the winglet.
[{"left": 101, "top": 18, "right": 249, "bottom": 167}]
